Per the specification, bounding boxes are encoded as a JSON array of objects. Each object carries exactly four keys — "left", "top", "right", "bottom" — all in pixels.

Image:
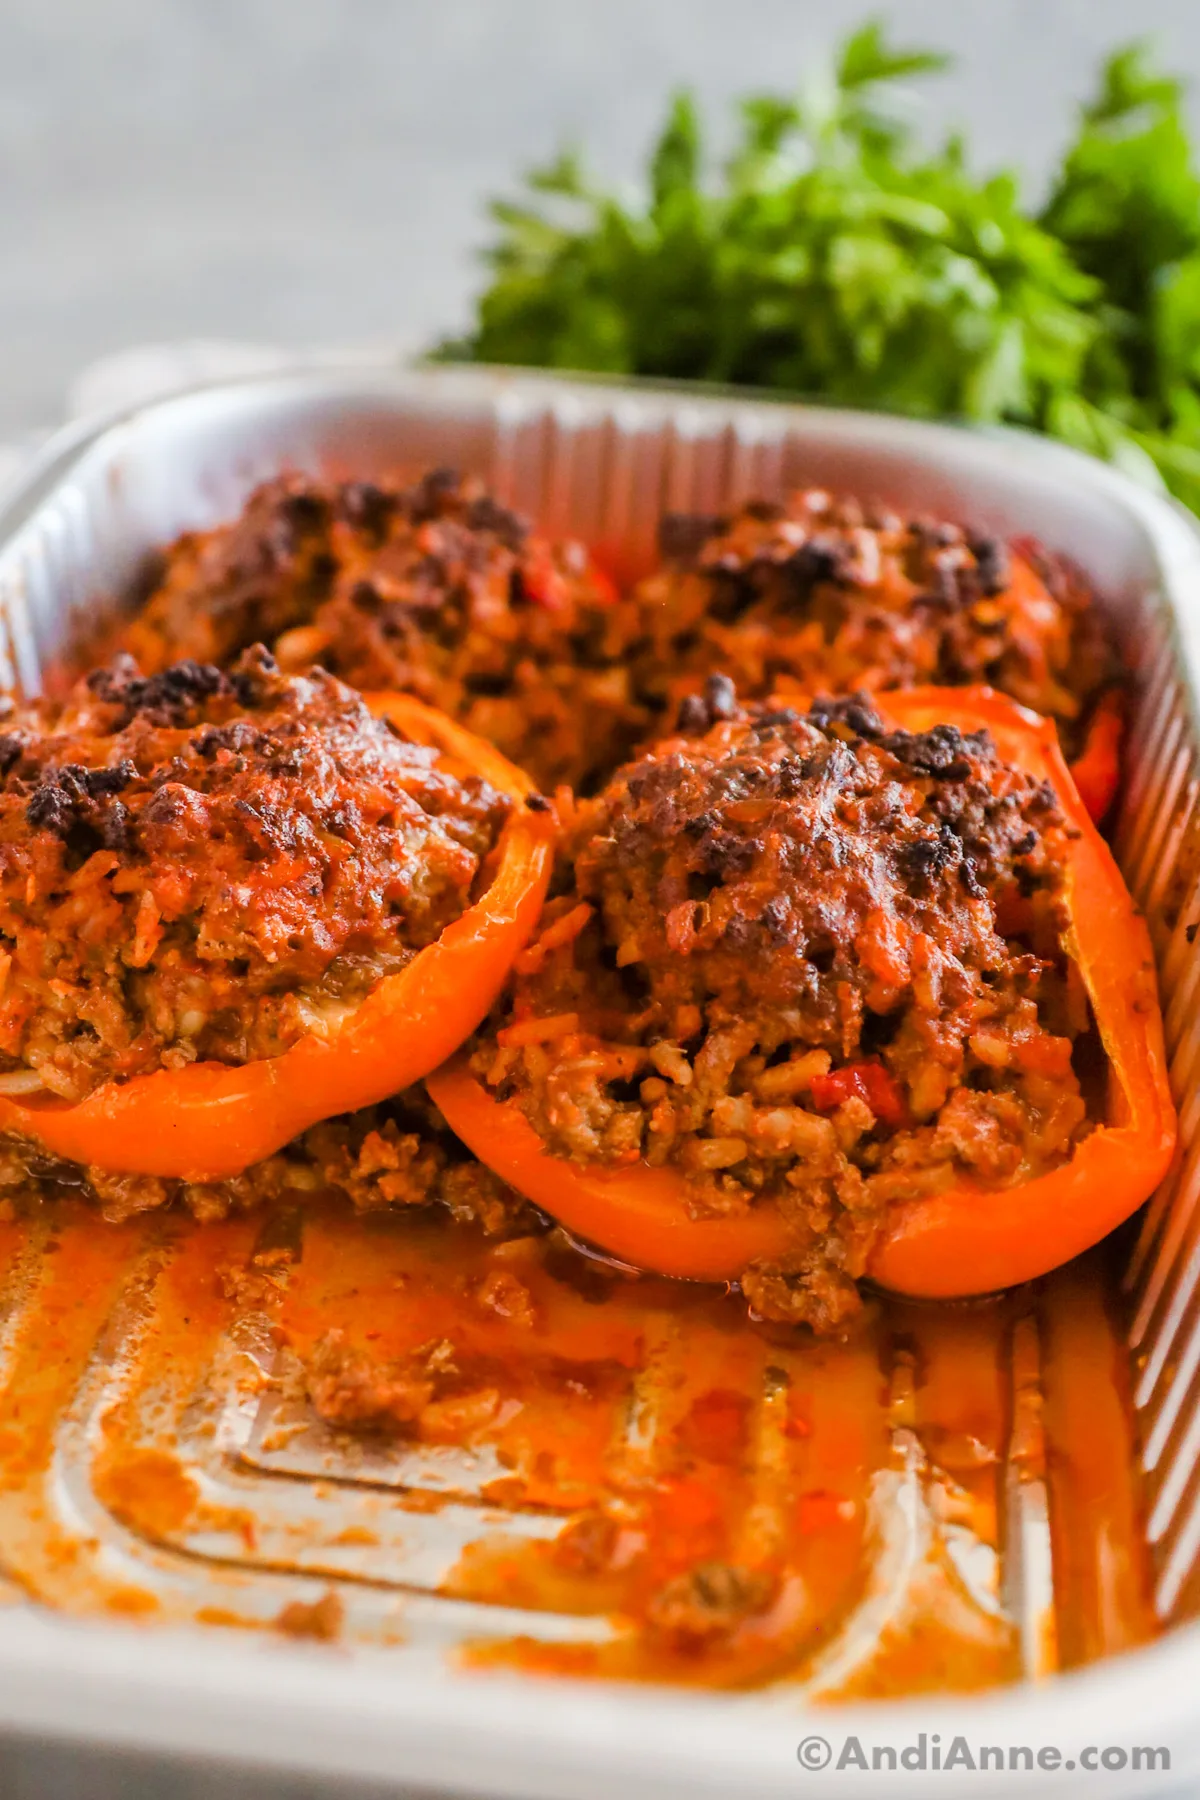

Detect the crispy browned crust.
[
  {"left": 126, "top": 469, "right": 645, "bottom": 793},
  {"left": 632, "top": 492, "right": 1116, "bottom": 756},
  {"left": 0, "top": 647, "right": 507, "bottom": 1098}
]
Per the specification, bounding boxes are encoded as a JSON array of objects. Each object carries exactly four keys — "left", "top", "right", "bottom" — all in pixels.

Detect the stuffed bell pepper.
[
  {"left": 430, "top": 675, "right": 1174, "bottom": 1329},
  {"left": 632, "top": 492, "right": 1124, "bottom": 820},
  {"left": 0, "top": 647, "right": 553, "bottom": 1188}
]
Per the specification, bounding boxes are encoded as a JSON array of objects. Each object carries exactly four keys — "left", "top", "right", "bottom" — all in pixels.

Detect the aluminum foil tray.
[{"left": 0, "top": 366, "right": 1197, "bottom": 1799}]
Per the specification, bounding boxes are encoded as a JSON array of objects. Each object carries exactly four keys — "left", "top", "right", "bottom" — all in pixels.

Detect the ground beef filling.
[
  {"left": 0, "top": 1087, "right": 530, "bottom": 1233},
  {"left": 470, "top": 686, "right": 1093, "bottom": 1330},
  {"left": 0, "top": 647, "right": 509, "bottom": 1101},
  {"left": 125, "top": 468, "right": 644, "bottom": 792},
  {"left": 632, "top": 491, "right": 1116, "bottom": 759}
]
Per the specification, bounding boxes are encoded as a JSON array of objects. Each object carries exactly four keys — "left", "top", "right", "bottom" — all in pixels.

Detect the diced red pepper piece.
[{"left": 809, "top": 1058, "right": 908, "bottom": 1128}]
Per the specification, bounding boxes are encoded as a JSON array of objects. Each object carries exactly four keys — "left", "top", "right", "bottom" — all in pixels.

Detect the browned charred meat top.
[
  {"left": 125, "top": 468, "right": 643, "bottom": 792},
  {"left": 572, "top": 694, "right": 1060, "bottom": 1021},
  {"left": 472, "top": 685, "right": 1092, "bottom": 1329},
  {"left": 632, "top": 490, "right": 1116, "bottom": 755},
  {"left": 0, "top": 648, "right": 509, "bottom": 1100}
]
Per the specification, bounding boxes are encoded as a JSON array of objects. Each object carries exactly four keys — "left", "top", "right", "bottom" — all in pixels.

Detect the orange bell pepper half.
[
  {"left": 428, "top": 686, "right": 1175, "bottom": 1296},
  {"left": 867, "top": 685, "right": 1173, "bottom": 1296},
  {"left": 0, "top": 693, "right": 554, "bottom": 1183},
  {"left": 1067, "top": 687, "right": 1125, "bottom": 825}
]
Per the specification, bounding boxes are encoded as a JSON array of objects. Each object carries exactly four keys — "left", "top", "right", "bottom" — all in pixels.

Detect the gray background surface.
[{"left": 3, "top": 0, "right": 1200, "bottom": 436}]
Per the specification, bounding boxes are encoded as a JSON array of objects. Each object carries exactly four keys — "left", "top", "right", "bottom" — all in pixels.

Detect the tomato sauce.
[{"left": 0, "top": 1198, "right": 1156, "bottom": 1694}]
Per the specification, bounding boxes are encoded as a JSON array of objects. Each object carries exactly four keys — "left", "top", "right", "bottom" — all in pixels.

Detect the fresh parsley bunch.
[{"left": 442, "top": 24, "right": 1200, "bottom": 511}]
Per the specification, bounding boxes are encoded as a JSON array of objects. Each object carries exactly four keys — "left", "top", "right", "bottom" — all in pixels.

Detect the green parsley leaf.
[{"left": 441, "top": 23, "right": 1200, "bottom": 510}]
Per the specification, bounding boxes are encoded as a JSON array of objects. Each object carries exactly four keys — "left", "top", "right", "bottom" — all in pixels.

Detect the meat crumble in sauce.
[
  {"left": 0, "top": 647, "right": 510, "bottom": 1103},
  {"left": 632, "top": 491, "right": 1117, "bottom": 759},
  {"left": 124, "top": 468, "right": 643, "bottom": 793},
  {"left": 0, "top": 1083, "right": 532, "bottom": 1231},
  {"left": 469, "top": 681, "right": 1095, "bottom": 1331}
]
